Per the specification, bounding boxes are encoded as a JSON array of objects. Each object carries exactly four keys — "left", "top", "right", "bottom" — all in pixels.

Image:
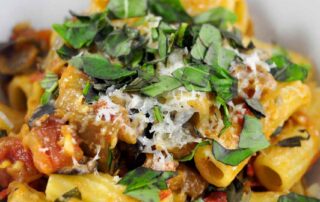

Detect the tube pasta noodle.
[
  {"left": 194, "top": 145, "right": 249, "bottom": 187},
  {"left": 254, "top": 122, "right": 320, "bottom": 191},
  {"left": 45, "top": 174, "right": 138, "bottom": 202},
  {"left": 0, "top": 0, "right": 319, "bottom": 201},
  {"left": 8, "top": 74, "right": 43, "bottom": 119},
  {"left": 249, "top": 192, "right": 284, "bottom": 202},
  {"left": 260, "top": 81, "right": 311, "bottom": 137},
  {"left": 8, "top": 182, "right": 48, "bottom": 202},
  {"left": 0, "top": 102, "right": 24, "bottom": 132}
]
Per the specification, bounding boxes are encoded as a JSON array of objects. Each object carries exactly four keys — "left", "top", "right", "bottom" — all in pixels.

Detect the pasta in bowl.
[{"left": 0, "top": 0, "right": 320, "bottom": 201}]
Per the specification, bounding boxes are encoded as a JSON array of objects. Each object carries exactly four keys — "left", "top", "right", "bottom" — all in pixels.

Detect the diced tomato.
[
  {"left": 0, "top": 188, "right": 8, "bottom": 200},
  {"left": 204, "top": 191, "right": 227, "bottom": 202},
  {"left": 29, "top": 116, "right": 83, "bottom": 174},
  {"left": 0, "top": 137, "right": 40, "bottom": 187},
  {"left": 246, "top": 162, "right": 255, "bottom": 177},
  {"left": 159, "top": 189, "right": 171, "bottom": 200}
]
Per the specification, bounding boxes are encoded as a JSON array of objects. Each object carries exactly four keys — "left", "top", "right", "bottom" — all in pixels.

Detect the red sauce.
[
  {"left": 32, "top": 116, "right": 83, "bottom": 173},
  {"left": 0, "top": 137, "right": 39, "bottom": 187},
  {"left": 204, "top": 191, "right": 227, "bottom": 202}
]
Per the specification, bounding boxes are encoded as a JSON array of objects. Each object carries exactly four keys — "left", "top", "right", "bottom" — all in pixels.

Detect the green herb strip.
[
  {"left": 72, "top": 54, "right": 136, "bottom": 80},
  {"left": 141, "top": 76, "right": 181, "bottom": 97},
  {"left": 277, "top": 130, "right": 310, "bottom": 147},
  {"left": 153, "top": 106, "right": 164, "bottom": 123},
  {"left": 179, "top": 141, "right": 210, "bottom": 162},
  {"left": 53, "top": 12, "right": 107, "bottom": 49},
  {"left": 118, "top": 167, "right": 176, "bottom": 202},
  {"left": 148, "top": 0, "right": 191, "bottom": 23},
  {"left": 212, "top": 115, "right": 270, "bottom": 166},
  {"left": 40, "top": 73, "right": 58, "bottom": 105},
  {"left": 193, "top": 7, "right": 237, "bottom": 28},
  {"left": 268, "top": 55, "right": 308, "bottom": 82},
  {"left": 278, "top": 192, "right": 320, "bottom": 202},
  {"left": 108, "top": 0, "right": 147, "bottom": 19},
  {"left": 54, "top": 187, "right": 82, "bottom": 202},
  {"left": 245, "top": 98, "right": 266, "bottom": 119}
]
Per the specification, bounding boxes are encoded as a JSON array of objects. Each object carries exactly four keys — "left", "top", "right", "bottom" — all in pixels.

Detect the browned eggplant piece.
[{"left": 0, "top": 23, "right": 51, "bottom": 75}]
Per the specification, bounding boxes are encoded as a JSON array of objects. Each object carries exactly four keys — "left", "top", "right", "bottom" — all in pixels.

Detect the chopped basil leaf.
[
  {"left": 101, "top": 30, "right": 133, "bottom": 57},
  {"left": 213, "top": 115, "right": 269, "bottom": 166},
  {"left": 268, "top": 55, "right": 308, "bottom": 82},
  {"left": 238, "top": 115, "right": 270, "bottom": 149},
  {"left": 153, "top": 106, "right": 164, "bottom": 122},
  {"left": 191, "top": 38, "right": 207, "bottom": 60},
  {"left": 148, "top": 0, "right": 191, "bottom": 23},
  {"left": 193, "top": 7, "right": 237, "bottom": 28},
  {"left": 199, "top": 24, "right": 221, "bottom": 47},
  {"left": 245, "top": 98, "right": 266, "bottom": 119},
  {"left": 176, "top": 23, "right": 188, "bottom": 47},
  {"left": 191, "top": 24, "right": 221, "bottom": 61},
  {"left": 82, "top": 82, "right": 91, "bottom": 96},
  {"left": 277, "top": 130, "right": 310, "bottom": 147},
  {"left": 53, "top": 12, "right": 107, "bottom": 49},
  {"left": 106, "top": 149, "right": 113, "bottom": 171},
  {"left": 151, "top": 28, "right": 159, "bottom": 41},
  {"left": 54, "top": 187, "right": 82, "bottom": 202},
  {"left": 28, "top": 104, "right": 55, "bottom": 127},
  {"left": 141, "top": 75, "right": 181, "bottom": 97},
  {"left": 205, "top": 44, "right": 236, "bottom": 68},
  {"left": 219, "top": 101, "right": 232, "bottom": 135},
  {"left": 175, "top": 66, "right": 210, "bottom": 87},
  {"left": 40, "top": 73, "right": 58, "bottom": 105},
  {"left": 210, "top": 66, "right": 237, "bottom": 103},
  {"left": 118, "top": 167, "right": 175, "bottom": 202},
  {"left": 271, "top": 126, "right": 283, "bottom": 137},
  {"left": 82, "top": 82, "right": 99, "bottom": 103},
  {"left": 125, "top": 187, "right": 159, "bottom": 202},
  {"left": 40, "top": 73, "right": 58, "bottom": 90},
  {"left": 108, "top": 0, "right": 147, "bottom": 19},
  {"left": 158, "top": 30, "right": 168, "bottom": 59},
  {"left": 226, "top": 178, "right": 245, "bottom": 202},
  {"left": 72, "top": 54, "right": 136, "bottom": 80},
  {"left": 278, "top": 192, "right": 320, "bottom": 202},
  {"left": 221, "top": 29, "right": 255, "bottom": 51},
  {"left": 213, "top": 141, "right": 253, "bottom": 166},
  {"left": 179, "top": 141, "right": 210, "bottom": 162},
  {"left": 0, "top": 130, "right": 7, "bottom": 138},
  {"left": 56, "top": 44, "right": 78, "bottom": 60}
]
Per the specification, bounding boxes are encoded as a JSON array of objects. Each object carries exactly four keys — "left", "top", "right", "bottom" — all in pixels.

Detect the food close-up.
[{"left": 0, "top": 0, "right": 320, "bottom": 201}]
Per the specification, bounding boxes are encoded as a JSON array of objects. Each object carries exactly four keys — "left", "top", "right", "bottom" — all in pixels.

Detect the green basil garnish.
[
  {"left": 53, "top": 12, "right": 107, "bottom": 49},
  {"left": 40, "top": 72, "right": 58, "bottom": 105},
  {"left": 56, "top": 44, "right": 78, "bottom": 60},
  {"left": 153, "top": 106, "right": 164, "bottom": 123},
  {"left": 179, "top": 141, "right": 210, "bottom": 162},
  {"left": 148, "top": 0, "right": 191, "bottom": 23},
  {"left": 278, "top": 192, "right": 320, "bottom": 202},
  {"left": 245, "top": 98, "right": 266, "bottom": 119},
  {"left": 212, "top": 115, "right": 270, "bottom": 166},
  {"left": 141, "top": 75, "right": 181, "bottom": 97},
  {"left": 54, "top": 187, "right": 82, "bottom": 202},
  {"left": 268, "top": 55, "right": 308, "bottom": 82},
  {"left": 277, "top": 130, "right": 310, "bottom": 147},
  {"left": 71, "top": 54, "right": 136, "bottom": 80},
  {"left": 118, "top": 167, "right": 176, "bottom": 202},
  {"left": 108, "top": 0, "right": 147, "bottom": 19},
  {"left": 193, "top": 7, "right": 237, "bottom": 28}
]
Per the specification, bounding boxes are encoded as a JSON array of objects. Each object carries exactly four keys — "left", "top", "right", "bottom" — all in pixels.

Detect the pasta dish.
[{"left": 1, "top": 0, "right": 320, "bottom": 201}]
